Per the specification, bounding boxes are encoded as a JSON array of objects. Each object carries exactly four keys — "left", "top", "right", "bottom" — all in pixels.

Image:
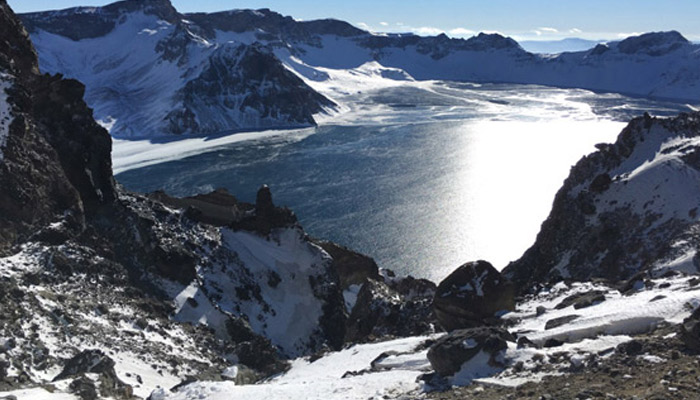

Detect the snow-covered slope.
[
  {"left": 20, "top": 1, "right": 334, "bottom": 138},
  {"left": 504, "top": 112, "right": 700, "bottom": 290},
  {"left": 20, "top": 2, "right": 700, "bottom": 139}
]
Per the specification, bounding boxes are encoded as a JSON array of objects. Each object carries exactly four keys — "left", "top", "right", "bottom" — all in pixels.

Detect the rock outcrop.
[
  {"left": 433, "top": 261, "right": 515, "bottom": 331},
  {"left": 427, "top": 327, "right": 514, "bottom": 377},
  {"left": 345, "top": 277, "right": 436, "bottom": 343},
  {"left": 680, "top": 306, "right": 700, "bottom": 352}
]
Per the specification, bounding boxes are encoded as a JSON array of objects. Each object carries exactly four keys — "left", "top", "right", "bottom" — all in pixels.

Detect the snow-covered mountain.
[
  {"left": 20, "top": 0, "right": 335, "bottom": 138},
  {"left": 503, "top": 111, "right": 700, "bottom": 291},
  {"left": 4, "top": 1, "right": 700, "bottom": 399},
  {"left": 20, "top": 0, "right": 700, "bottom": 138}
]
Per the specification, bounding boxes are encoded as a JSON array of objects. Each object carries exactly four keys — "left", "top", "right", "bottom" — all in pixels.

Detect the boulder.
[
  {"left": 345, "top": 279, "right": 435, "bottom": 343},
  {"left": 433, "top": 261, "right": 515, "bottom": 331},
  {"left": 225, "top": 318, "right": 290, "bottom": 377},
  {"left": 53, "top": 350, "right": 132, "bottom": 398},
  {"left": 680, "top": 306, "right": 700, "bottom": 352},
  {"left": 53, "top": 350, "right": 117, "bottom": 382},
  {"left": 427, "top": 327, "right": 514, "bottom": 377},
  {"left": 554, "top": 290, "right": 607, "bottom": 310}
]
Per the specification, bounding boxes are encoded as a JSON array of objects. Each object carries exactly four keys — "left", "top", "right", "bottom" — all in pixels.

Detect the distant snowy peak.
[
  {"left": 21, "top": 2, "right": 336, "bottom": 138},
  {"left": 21, "top": 0, "right": 180, "bottom": 40},
  {"left": 504, "top": 112, "right": 700, "bottom": 291},
  {"left": 185, "top": 8, "right": 364, "bottom": 42},
  {"left": 615, "top": 30, "right": 690, "bottom": 56}
]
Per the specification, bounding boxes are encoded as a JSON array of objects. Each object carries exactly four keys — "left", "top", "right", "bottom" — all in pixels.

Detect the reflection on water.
[{"left": 116, "top": 82, "right": 693, "bottom": 281}]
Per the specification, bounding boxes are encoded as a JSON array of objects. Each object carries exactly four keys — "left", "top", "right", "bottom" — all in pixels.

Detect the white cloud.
[
  {"left": 616, "top": 31, "right": 642, "bottom": 38},
  {"left": 379, "top": 21, "right": 389, "bottom": 26},
  {"left": 448, "top": 27, "right": 476, "bottom": 37},
  {"left": 569, "top": 28, "right": 582, "bottom": 34},
  {"left": 411, "top": 26, "right": 446, "bottom": 36},
  {"left": 356, "top": 22, "right": 371, "bottom": 31},
  {"left": 538, "top": 27, "right": 559, "bottom": 33}
]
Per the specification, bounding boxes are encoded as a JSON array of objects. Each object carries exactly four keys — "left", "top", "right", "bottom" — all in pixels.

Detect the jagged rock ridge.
[{"left": 504, "top": 112, "right": 700, "bottom": 292}]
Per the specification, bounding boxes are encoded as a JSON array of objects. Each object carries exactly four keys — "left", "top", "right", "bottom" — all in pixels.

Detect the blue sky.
[{"left": 8, "top": 0, "right": 700, "bottom": 41}]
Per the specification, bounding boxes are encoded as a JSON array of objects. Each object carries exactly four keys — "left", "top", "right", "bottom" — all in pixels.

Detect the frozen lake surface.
[{"left": 115, "top": 81, "right": 691, "bottom": 281}]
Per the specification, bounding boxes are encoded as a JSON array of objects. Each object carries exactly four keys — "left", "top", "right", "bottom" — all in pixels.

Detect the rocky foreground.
[{"left": 1, "top": 0, "right": 700, "bottom": 399}]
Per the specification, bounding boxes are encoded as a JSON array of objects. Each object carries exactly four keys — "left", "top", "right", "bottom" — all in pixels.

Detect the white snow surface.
[
  {"left": 165, "top": 274, "right": 700, "bottom": 398},
  {"left": 0, "top": 73, "right": 13, "bottom": 162},
  {"left": 156, "top": 226, "right": 335, "bottom": 357},
  {"left": 213, "top": 227, "right": 330, "bottom": 356},
  {"left": 164, "top": 335, "right": 435, "bottom": 400}
]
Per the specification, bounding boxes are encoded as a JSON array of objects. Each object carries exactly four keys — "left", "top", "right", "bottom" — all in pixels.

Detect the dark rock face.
[
  {"left": 680, "top": 307, "right": 700, "bottom": 352},
  {"left": 54, "top": 350, "right": 132, "bottom": 398},
  {"left": 0, "top": 0, "right": 115, "bottom": 253},
  {"left": 53, "top": 350, "right": 118, "bottom": 381},
  {"left": 232, "top": 185, "right": 298, "bottom": 235},
  {"left": 185, "top": 8, "right": 364, "bottom": 43},
  {"left": 225, "top": 319, "right": 290, "bottom": 377},
  {"left": 427, "top": 327, "right": 514, "bottom": 377},
  {"left": 149, "top": 188, "right": 252, "bottom": 227},
  {"left": 433, "top": 261, "right": 515, "bottom": 331},
  {"left": 503, "top": 112, "right": 700, "bottom": 293},
  {"left": 617, "top": 31, "right": 689, "bottom": 56},
  {"left": 345, "top": 278, "right": 436, "bottom": 343},
  {"left": 166, "top": 43, "right": 335, "bottom": 135},
  {"left": 544, "top": 314, "right": 580, "bottom": 330},
  {"left": 315, "top": 240, "right": 380, "bottom": 290}
]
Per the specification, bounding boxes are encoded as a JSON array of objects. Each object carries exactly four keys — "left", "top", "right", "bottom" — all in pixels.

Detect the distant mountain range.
[{"left": 19, "top": 0, "right": 700, "bottom": 138}]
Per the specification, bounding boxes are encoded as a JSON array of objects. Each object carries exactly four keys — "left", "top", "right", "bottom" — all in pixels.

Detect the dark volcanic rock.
[
  {"left": 345, "top": 278, "right": 436, "bottom": 343},
  {"left": 433, "top": 261, "right": 515, "bottom": 331},
  {"left": 165, "top": 43, "right": 335, "bottom": 135},
  {"left": 54, "top": 350, "right": 132, "bottom": 398},
  {"left": 544, "top": 314, "right": 580, "bottom": 330},
  {"left": 427, "top": 327, "right": 514, "bottom": 377},
  {"left": 0, "top": 0, "right": 115, "bottom": 253},
  {"left": 232, "top": 185, "right": 298, "bottom": 235},
  {"left": 679, "top": 306, "right": 700, "bottom": 352},
  {"left": 315, "top": 240, "right": 380, "bottom": 290},
  {"left": 53, "top": 350, "right": 118, "bottom": 381},
  {"left": 554, "top": 290, "right": 607, "bottom": 310},
  {"left": 149, "top": 188, "right": 252, "bottom": 226}
]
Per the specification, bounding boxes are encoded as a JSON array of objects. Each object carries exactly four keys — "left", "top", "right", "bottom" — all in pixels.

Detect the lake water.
[{"left": 115, "top": 82, "right": 691, "bottom": 282}]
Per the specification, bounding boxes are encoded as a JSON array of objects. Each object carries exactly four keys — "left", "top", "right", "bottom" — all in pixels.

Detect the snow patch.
[{"left": 0, "top": 73, "right": 13, "bottom": 163}]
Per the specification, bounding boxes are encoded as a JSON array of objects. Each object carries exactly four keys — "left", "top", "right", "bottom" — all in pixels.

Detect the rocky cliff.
[
  {"left": 0, "top": 2, "right": 348, "bottom": 397},
  {"left": 503, "top": 112, "right": 700, "bottom": 292}
]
